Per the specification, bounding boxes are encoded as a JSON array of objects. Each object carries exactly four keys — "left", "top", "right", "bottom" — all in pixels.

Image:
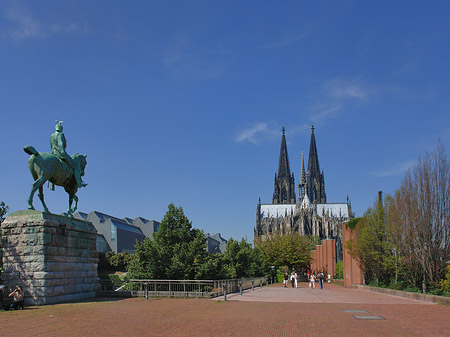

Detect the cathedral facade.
[{"left": 255, "top": 126, "right": 352, "bottom": 258}]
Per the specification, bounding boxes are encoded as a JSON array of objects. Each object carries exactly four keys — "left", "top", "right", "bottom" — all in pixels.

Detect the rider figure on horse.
[{"left": 50, "top": 121, "right": 87, "bottom": 189}]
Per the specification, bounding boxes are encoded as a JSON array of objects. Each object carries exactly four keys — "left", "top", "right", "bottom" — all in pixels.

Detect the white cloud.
[
  {"left": 234, "top": 123, "right": 277, "bottom": 145},
  {"left": 257, "top": 33, "right": 307, "bottom": 50},
  {"left": 234, "top": 122, "right": 309, "bottom": 145},
  {"left": 326, "top": 79, "right": 369, "bottom": 100},
  {"left": 49, "top": 22, "right": 89, "bottom": 35},
  {"left": 309, "top": 104, "right": 343, "bottom": 124},
  {"left": 306, "top": 78, "right": 371, "bottom": 124},
  {"left": 6, "top": 6, "right": 46, "bottom": 40},
  {"left": 371, "top": 159, "right": 416, "bottom": 177},
  {"left": 3, "top": 5, "right": 89, "bottom": 41}
]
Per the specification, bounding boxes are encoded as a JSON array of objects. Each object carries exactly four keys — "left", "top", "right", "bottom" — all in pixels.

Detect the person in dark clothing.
[{"left": 318, "top": 272, "right": 324, "bottom": 289}]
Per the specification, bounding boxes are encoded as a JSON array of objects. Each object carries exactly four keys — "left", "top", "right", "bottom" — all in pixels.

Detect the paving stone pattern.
[{"left": 1, "top": 283, "right": 449, "bottom": 336}]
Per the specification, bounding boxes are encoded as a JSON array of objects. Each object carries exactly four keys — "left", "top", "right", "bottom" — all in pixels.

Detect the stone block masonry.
[{"left": 1, "top": 210, "right": 100, "bottom": 305}]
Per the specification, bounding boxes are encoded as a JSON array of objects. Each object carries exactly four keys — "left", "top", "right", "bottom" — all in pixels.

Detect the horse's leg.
[
  {"left": 27, "top": 184, "right": 36, "bottom": 210},
  {"left": 65, "top": 186, "right": 78, "bottom": 217},
  {"left": 72, "top": 194, "right": 79, "bottom": 213},
  {"left": 67, "top": 193, "right": 74, "bottom": 217},
  {"left": 37, "top": 185, "right": 49, "bottom": 213},
  {"left": 27, "top": 177, "right": 46, "bottom": 210}
]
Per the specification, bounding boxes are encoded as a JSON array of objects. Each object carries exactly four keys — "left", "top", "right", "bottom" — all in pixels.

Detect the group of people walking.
[
  {"left": 308, "top": 271, "right": 325, "bottom": 289},
  {"left": 283, "top": 270, "right": 328, "bottom": 289},
  {"left": 283, "top": 271, "right": 299, "bottom": 288}
]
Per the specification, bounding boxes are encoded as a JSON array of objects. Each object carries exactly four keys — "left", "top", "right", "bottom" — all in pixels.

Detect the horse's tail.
[{"left": 24, "top": 145, "right": 39, "bottom": 156}]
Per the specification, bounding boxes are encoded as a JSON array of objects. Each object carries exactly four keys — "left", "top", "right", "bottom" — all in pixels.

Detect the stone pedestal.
[{"left": 1, "top": 210, "right": 100, "bottom": 305}]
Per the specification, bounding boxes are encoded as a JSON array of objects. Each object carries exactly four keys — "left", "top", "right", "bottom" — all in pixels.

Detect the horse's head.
[{"left": 73, "top": 153, "right": 87, "bottom": 176}]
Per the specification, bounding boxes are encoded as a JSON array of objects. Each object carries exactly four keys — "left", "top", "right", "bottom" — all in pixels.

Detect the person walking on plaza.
[
  {"left": 310, "top": 274, "right": 316, "bottom": 289},
  {"left": 283, "top": 272, "right": 289, "bottom": 288},
  {"left": 318, "top": 271, "right": 324, "bottom": 289},
  {"left": 290, "top": 272, "right": 295, "bottom": 288},
  {"left": 294, "top": 271, "right": 298, "bottom": 288}
]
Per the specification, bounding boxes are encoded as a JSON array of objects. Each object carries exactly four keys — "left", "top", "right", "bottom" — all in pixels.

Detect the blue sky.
[{"left": 1, "top": 1, "right": 449, "bottom": 242}]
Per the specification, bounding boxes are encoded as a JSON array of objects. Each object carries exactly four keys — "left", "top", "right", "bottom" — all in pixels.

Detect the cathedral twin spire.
[
  {"left": 272, "top": 127, "right": 296, "bottom": 204},
  {"left": 273, "top": 126, "right": 326, "bottom": 205}
]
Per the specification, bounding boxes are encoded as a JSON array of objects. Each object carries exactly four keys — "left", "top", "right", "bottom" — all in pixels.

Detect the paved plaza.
[{"left": 0, "top": 283, "right": 449, "bottom": 336}]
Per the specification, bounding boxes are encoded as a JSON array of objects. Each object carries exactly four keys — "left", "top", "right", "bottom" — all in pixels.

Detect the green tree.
[
  {"left": 346, "top": 195, "right": 397, "bottom": 285},
  {"left": 0, "top": 201, "right": 9, "bottom": 222},
  {"left": 127, "top": 204, "right": 208, "bottom": 280},
  {"left": 106, "top": 251, "right": 132, "bottom": 271},
  {"left": 221, "top": 238, "right": 267, "bottom": 278},
  {"left": 255, "top": 231, "right": 318, "bottom": 270},
  {"left": 0, "top": 201, "right": 9, "bottom": 275},
  {"left": 440, "top": 265, "right": 450, "bottom": 294},
  {"left": 389, "top": 142, "right": 450, "bottom": 290},
  {"left": 195, "top": 252, "right": 227, "bottom": 280},
  {"left": 155, "top": 204, "right": 208, "bottom": 279},
  {"left": 127, "top": 237, "right": 161, "bottom": 279},
  {"left": 127, "top": 204, "right": 269, "bottom": 280}
]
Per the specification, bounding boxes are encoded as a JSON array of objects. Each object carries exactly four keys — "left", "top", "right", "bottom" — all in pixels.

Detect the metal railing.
[{"left": 123, "top": 277, "right": 267, "bottom": 299}]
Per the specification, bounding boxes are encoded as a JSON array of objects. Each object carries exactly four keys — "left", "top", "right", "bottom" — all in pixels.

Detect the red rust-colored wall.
[
  {"left": 309, "top": 226, "right": 363, "bottom": 287},
  {"left": 310, "top": 240, "right": 335, "bottom": 277},
  {"left": 342, "top": 222, "right": 364, "bottom": 287}
]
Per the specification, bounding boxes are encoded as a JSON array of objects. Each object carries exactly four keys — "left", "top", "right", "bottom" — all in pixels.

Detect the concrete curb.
[{"left": 356, "top": 284, "right": 450, "bottom": 305}]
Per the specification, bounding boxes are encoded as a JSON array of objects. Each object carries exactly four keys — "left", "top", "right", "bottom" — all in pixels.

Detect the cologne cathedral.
[{"left": 255, "top": 126, "right": 352, "bottom": 257}]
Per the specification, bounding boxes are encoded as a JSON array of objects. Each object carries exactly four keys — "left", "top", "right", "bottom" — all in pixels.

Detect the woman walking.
[{"left": 310, "top": 274, "right": 316, "bottom": 289}]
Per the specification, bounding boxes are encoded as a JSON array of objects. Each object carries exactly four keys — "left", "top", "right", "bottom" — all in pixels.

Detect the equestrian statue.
[{"left": 24, "top": 121, "right": 88, "bottom": 217}]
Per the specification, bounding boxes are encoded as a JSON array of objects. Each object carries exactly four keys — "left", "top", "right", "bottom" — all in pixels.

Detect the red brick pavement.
[{"left": 0, "top": 283, "right": 449, "bottom": 336}]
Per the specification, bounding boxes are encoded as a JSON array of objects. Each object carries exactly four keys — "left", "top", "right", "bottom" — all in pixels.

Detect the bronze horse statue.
[{"left": 24, "top": 145, "right": 87, "bottom": 217}]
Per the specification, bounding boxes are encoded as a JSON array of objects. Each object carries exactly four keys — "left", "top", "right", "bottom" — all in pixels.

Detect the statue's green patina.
[{"left": 24, "top": 121, "right": 87, "bottom": 217}]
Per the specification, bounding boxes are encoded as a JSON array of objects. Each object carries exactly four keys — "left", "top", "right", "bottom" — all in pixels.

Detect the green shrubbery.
[
  {"left": 334, "top": 260, "right": 343, "bottom": 279},
  {"left": 440, "top": 265, "right": 450, "bottom": 295},
  {"left": 126, "top": 204, "right": 268, "bottom": 280}
]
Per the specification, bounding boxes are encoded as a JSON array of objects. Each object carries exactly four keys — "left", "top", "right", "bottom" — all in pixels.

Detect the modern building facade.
[
  {"left": 206, "top": 233, "right": 228, "bottom": 254},
  {"left": 74, "top": 211, "right": 159, "bottom": 254},
  {"left": 74, "top": 211, "right": 227, "bottom": 254},
  {"left": 255, "top": 126, "right": 352, "bottom": 258}
]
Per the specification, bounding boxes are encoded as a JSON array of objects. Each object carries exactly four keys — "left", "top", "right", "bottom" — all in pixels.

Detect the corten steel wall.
[
  {"left": 342, "top": 222, "right": 364, "bottom": 287},
  {"left": 317, "top": 244, "right": 325, "bottom": 272},
  {"left": 311, "top": 250, "right": 317, "bottom": 272},
  {"left": 310, "top": 240, "right": 336, "bottom": 276},
  {"left": 324, "top": 239, "right": 336, "bottom": 277}
]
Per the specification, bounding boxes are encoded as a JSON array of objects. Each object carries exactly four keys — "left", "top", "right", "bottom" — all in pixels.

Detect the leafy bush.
[
  {"left": 440, "top": 265, "right": 450, "bottom": 294},
  {"left": 276, "top": 270, "right": 284, "bottom": 283},
  {"left": 108, "top": 274, "right": 126, "bottom": 289},
  {"left": 334, "top": 260, "right": 343, "bottom": 279}
]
